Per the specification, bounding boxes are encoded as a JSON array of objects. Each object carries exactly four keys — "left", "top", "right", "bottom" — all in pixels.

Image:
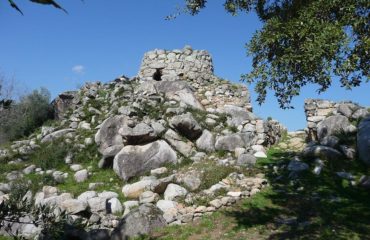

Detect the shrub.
[
  {"left": 0, "top": 88, "right": 53, "bottom": 144},
  {"left": 29, "top": 139, "right": 71, "bottom": 170},
  {"left": 0, "top": 180, "right": 77, "bottom": 240},
  {"left": 197, "top": 162, "right": 235, "bottom": 191}
]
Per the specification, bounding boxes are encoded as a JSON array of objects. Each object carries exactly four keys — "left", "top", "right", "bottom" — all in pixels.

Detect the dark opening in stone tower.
[{"left": 153, "top": 68, "right": 163, "bottom": 81}]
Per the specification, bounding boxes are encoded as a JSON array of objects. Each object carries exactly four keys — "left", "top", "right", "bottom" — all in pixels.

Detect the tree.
[
  {"left": 7, "top": 0, "right": 79, "bottom": 15},
  {"left": 7, "top": 0, "right": 370, "bottom": 108},
  {"left": 181, "top": 0, "right": 369, "bottom": 108},
  {"left": 0, "top": 87, "right": 53, "bottom": 144}
]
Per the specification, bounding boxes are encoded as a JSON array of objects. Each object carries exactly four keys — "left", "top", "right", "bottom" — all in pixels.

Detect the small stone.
[
  {"left": 209, "top": 199, "right": 222, "bottom": 209},
  {"left": 180, "top": 213, "right": 193, "bottom": 223},
  {"left": 60, "top": 199, "right": 87, "bottom": 214},
  {"left": 70, "top": 164, "right": 83, "bottom": 172},
  {"left": 164, "top": 184, "right": 188, "bottom": 201},
  {"left": 237, "top": 154, "right": 256, "bottom": 167},
  {"left": 150, "top": 167, "right": 168, "bottom": 176},
  {"left": 139, "top": 191, "right": 160, "bottom": 204},
  {"left": 221, "top": 197, "right": 230, "bottom": 205},
  {"left": 250, "top": 188, "right": 260, "bottom": 196},
  {"left": 156, "top": 200, "right": 178, "bottom": 212},
  {"left": 227, "top": 191, "right": 242, "bottom": 198},
  {"left": 84, "top": 137, "right": 94, "bottom": 145},
  {"left": 123, "top": 200, "right": 139, "bottom": 216},
  {"left": 23, "top": 165, "right": 36, "bottom": 174},
  {"left": 234, "top": 147, "right": 246, "bottom": 158},
  {"left": 89, "top": 182, "right": 104, "bottom": 190},
  {"left": 122, "top": 179, "right": 155, "bottom": 199},
  {"left": 78, "top": 191, "right": 97, "bottom": 202},
  {"left": 195, "top": 206, "right": 207, "bottom": 213},
  {"left": 88, "top": 197, "right": 108, "bottom": 213},
  {"left": 162, "top": 208, "right": 178, "bottom": 223},
  {"left": 287, "top": 159, "right": 309, "bottom": 172},
  {"left": 74, "top": 169, "right": 88, "bottom": 183},
  {"left": 108, "top": 198, "right": 123, "bottom": 215},
  {"left": 98, "top": 191, "right": 119, "bottom": 200},
  {"left": 89, "top": 213, "right": 101, "bottom": 224},
  {"left": 254, "top": 151, "right": 267, "bottom": 158}
]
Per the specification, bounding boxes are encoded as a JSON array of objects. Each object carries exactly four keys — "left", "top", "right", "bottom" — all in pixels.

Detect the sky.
[{"left": 0, "top": 0, "right": 369, "bottom": 131}]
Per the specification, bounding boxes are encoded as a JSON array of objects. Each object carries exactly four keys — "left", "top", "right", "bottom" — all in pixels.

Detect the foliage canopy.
[
  {"left": 0, "top": 88, "right": 53, "bottom": 144},
  {"left": 183, "top": 0, "right": 369, "bottom": 108}
]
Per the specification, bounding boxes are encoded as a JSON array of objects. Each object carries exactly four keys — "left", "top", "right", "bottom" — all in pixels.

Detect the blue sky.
[{"left": 1, "top": 1, "right": 369, "bottom": 130}]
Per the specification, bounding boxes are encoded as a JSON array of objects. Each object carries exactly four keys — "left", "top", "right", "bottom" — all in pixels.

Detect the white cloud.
[{"left": 72, "top": 65, "right": 85, "bottom": 74}]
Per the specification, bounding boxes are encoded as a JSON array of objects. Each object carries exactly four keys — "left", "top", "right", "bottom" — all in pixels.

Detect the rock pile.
[
  {"left": 303, "top": 99, "right": 370, "bottom": 181},
  {"left": 0, "top": 46, "right": 285, "bottom": 239},
  {"left": 304, "top": 99, "right": 368, "bottom": 141}
]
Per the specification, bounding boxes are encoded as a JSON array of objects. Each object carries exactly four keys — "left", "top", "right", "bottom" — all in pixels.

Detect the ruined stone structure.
[
  {"left": 304, "top": 99, "right": 368, "bottom": 141},
  {"left": 138, "top": 45, "right": 214, "bottom": 84}
]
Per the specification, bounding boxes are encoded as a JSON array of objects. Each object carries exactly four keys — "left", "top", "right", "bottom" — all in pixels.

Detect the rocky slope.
[{"left": 0, "top": 46, "right": 286, "bottom": 239}]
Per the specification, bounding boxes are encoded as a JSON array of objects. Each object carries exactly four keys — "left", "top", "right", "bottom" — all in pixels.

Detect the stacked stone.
[
  {"left": 138, "top": 45, "right": 214, "bottom": 85},
  {"left": 197, "top": 81, "right": 252, "bottom": 113},
  {"left": 120, "top": 172, "right": 268, "bottom": 226},
  {"left": 304, "top": 99, "right": 369, "bottom": 141}
]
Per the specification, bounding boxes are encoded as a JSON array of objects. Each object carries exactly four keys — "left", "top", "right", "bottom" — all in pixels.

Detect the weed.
[
  {"left": 29, "top": 139, "right": 70, "bottom": 170},
  {"left": 215, "top": 150, "right": 227, "bottom": 158},
  {"left": 227, "top": 125, "right": 238, "bottom": 133},
  {"left": 196, "top": 162, "right": 235, "bottom": 191},
  {"left": 334, "top": 129, "right": 356, "bottom": 147}
]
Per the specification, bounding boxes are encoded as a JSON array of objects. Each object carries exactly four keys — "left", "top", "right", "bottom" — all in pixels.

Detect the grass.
[
  {"left": 57, "top": 167, "right": 126, "bottom": 201},
  {"left": 0, "top": 236, "right": 13, "bottom": 240},
  {"left": 29, "top": 139, "right": 70, "bottom": 170},
  {"left": 142, "top": 137, "right": 370, "bottom": 240},
  {"left": 196, "top": 161, "right": 235, "bottom": 191},
  {"left": 1, "top": 135, "right": 127, "bottom": 201}
]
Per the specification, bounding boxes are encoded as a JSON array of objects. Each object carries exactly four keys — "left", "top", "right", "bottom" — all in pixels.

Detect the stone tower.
[{"left": 138, "top": 45, "right": 214, "bottom": 84}]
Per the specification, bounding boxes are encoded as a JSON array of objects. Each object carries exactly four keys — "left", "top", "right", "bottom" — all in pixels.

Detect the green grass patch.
[{"left": 144, "top": 138, "right": 370, "bottom": 239}]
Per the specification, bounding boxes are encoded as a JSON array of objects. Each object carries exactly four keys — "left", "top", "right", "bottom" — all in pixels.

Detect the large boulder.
[
  {"left": 317, "top": 115, "right": 350, "bottom": 140},
  {"left": 358, "top": 116, "right": 370, "bottom": 165},
  {"left": 95, "top": 116, "right": 127, "bottom": 154},
  {"left": 119, "top": 122, "right": 158, "bottom": 145},
  {"left": 52, "top": 91, "right": 79, "bottom": 120},
  {"left": 110, "top": 204, "right": 166, "bottom": 240},
  {"left": 222, "top": 105, "right": 255, "bottom": 127},
  {"left": 170, "top": 112, "right": 203, "bottom": 140},
  {"left": 196, "top": 130, "right": 215, "bottom": 152},
  {"left": 237, "top": 153, "right": 257, "bottom": 167},
  {"left": 60, "top": 199, "right": 87, "bottom": 214},
  {"left": 302, "top": 145, "right": 343, "bottom": 161},
  {"left": 136, "top": 80, "right": 204, "bottom": 110},
  {"left": 215, "top": 134, "right": 245, "bottom": 151},
  {"left": 337, "top": 103, "right": 356, "bottom": 118},
  {"left": 215, "top": 132, "right": 255, "bottom": 151},
  {"left": 41, "top": 129, "right": 75, "bottom": 143},
  {"left": 113, "top": 140, "right": 178, "bottom": 180},
  {"left": 164, "top": 129, "right": 194, "bottom": 157}
]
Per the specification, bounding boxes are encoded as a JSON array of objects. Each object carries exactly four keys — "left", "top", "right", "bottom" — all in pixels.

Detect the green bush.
[
  {"left": 29, "top": 139, "right": 70, "bottom": 170},
  {"left": 197, "top": 162, "right": 235, "bottom": 191},
  {"left": 0, "top": 88, "right": 53, "bottom": 144}
]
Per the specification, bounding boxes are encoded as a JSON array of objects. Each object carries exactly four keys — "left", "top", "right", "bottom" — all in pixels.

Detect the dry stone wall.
[
  {"left": 139, "top": 45, "right": 213, "bottom": 84},
  {"left": 304, "top": 99, "right": 369, "bottom": 141}
]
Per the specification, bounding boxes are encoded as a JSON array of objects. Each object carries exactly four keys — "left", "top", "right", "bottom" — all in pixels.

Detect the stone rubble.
[{"left": 0, "top": 46, "right": 287, "bottom": 239}]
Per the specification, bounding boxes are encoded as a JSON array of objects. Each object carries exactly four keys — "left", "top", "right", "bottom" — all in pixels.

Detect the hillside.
[{"left": 0, "top": 46, "right": 369, "bottom": 240}]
